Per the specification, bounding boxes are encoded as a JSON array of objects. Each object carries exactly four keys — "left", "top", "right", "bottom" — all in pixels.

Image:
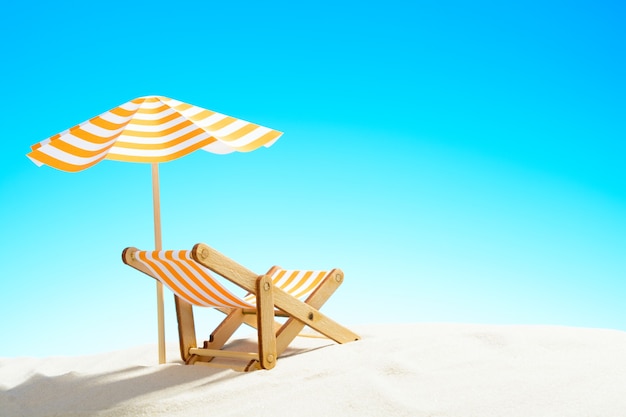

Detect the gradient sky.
[{"left": 1, "top": 1, "right": 624, "bottom": 357}]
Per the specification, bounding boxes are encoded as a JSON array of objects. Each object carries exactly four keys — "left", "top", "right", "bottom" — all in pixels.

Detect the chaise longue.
[{"left": 122, "top": 243, "right": 360, "bottom": 371}]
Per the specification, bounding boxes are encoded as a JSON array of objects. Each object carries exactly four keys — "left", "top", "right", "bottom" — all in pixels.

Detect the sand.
[{"left": 2, "top": 323, "right": 626, "bottom": 417}]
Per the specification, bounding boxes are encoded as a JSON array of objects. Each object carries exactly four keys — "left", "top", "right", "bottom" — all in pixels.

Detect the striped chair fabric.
[{"left": 133, "top": 250, "right": 328, "bottom": 308}]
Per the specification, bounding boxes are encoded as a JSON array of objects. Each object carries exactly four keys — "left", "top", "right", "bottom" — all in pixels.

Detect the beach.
[{"left": 2, "top": 323, "right": 626, "bottom": 417}]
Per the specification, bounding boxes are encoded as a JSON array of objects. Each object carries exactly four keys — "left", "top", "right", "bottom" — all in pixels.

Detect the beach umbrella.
[{"left": 27, "top": 95, "right": 283, "bottom": 363}]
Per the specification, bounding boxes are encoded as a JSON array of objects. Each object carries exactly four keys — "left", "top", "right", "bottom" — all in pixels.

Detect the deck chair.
[{"left": 122, "top": 243, "right": 360, "bottom": 371}]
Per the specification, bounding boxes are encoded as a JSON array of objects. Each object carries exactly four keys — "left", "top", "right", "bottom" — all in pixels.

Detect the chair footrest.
[{"left": 189, "top": 348, "right": 259, "bottom": 361}]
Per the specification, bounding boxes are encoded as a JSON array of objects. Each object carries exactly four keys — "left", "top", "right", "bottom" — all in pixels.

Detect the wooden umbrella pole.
[{"left": 152, "top": 163, "right": 166, "bottom": 364}]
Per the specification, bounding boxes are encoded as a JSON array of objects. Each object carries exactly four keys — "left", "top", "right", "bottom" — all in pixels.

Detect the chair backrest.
[
  {"left": 133, "top": 250, "right": 254, "bottom": 308},
  {"left": 247, "top": 269, "right": 329, "bottom": 303}
]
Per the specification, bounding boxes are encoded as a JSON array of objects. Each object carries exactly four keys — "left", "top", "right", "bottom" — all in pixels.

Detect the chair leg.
[
  {"left": 256, "top": 275, "right": 277, "bottom": 369},
  {"left": 174, "top": 296, "right": 197, "bottom": 362}
]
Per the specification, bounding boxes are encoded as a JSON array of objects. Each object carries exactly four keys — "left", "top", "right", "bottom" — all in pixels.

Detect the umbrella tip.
[{"left": 136, "top": 95, "right": 168, "bottom": 99}]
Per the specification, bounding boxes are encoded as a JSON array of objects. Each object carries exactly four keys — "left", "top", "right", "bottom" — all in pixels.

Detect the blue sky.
[{"left": 1, "top": 1, "right": 624, "bottom": 357}]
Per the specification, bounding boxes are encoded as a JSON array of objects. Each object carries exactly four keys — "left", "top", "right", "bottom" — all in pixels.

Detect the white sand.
[{"left": 2, "top": 323, "right": 626, "bottom": 417}]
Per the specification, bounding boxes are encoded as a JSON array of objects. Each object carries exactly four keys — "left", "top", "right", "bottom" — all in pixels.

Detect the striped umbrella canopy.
[
  {"left": 28, "top": 95, "right": 282, "bottom": 170},
  {"left": 27, "top": 95, "right": 283, "bottom": 363}
]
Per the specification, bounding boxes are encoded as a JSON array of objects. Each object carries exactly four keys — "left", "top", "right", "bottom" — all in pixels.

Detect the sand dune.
[{"left": 2, "top": 323, "right": 626, "bottom": 417}]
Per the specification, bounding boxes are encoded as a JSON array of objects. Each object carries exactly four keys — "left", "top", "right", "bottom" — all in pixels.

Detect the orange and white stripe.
[
  {"left": 132, "top": 250, "right": 329, "bottom": 307},
  {"left": 134, "top": 250, "right": 254, "bottom": 309},
  {"left": 245, "top": 269, "right": 328, "bottom": 303},
  {"left": 27, "top": 96, "right": 283, "bottom": 172}
]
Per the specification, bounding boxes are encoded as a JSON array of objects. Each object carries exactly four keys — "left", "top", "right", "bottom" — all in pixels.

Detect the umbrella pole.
[{"left": 152, "top": 163, "right": 166, "bottom": 364}]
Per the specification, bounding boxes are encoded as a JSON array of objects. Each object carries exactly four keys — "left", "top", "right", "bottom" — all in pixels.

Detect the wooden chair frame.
[{"left": 122, "top": 243, "right": 360, "bottom": 371}]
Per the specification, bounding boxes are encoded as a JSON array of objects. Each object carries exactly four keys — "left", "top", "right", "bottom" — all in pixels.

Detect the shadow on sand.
[{"left": 0, "top": 340, "right": 332, "bottom": 417}]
